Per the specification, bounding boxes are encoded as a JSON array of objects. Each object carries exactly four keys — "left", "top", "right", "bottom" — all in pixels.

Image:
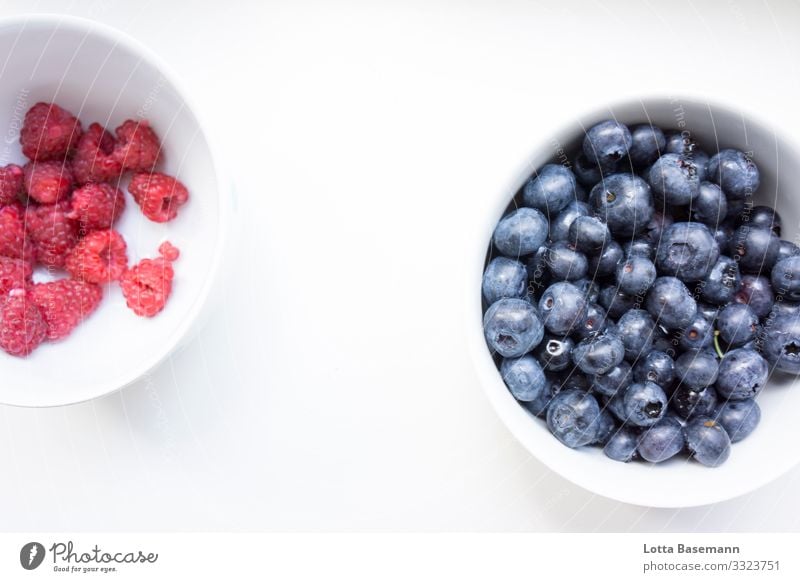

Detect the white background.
[{"left": 1, "top": 0, "right": 800, "bottom": 532}]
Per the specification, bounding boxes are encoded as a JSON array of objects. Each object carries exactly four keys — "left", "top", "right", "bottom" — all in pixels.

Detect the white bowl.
[
  {"left": 0, "top": 15, "right": 231, "bottom": 407},
  {"left": 470, "top": 96, "right": 800, "bottom": 508}
]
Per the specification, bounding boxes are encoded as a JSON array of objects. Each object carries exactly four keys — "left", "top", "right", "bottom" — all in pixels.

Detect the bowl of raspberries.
[
  {"left": 474, "top": 97, "right": 800, "bottom": 507},
  {"left": 0, "top": 16, "right": 229, "bottom": 406}
]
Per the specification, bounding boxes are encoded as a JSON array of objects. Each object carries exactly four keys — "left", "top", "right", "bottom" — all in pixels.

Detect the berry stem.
[{"left": 713, "top": 330, "right": 725, "bottom": 359}]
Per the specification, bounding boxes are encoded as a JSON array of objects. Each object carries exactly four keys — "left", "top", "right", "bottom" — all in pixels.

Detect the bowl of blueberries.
[{"left": 474, "top": 97, "right": 800, "bottom": 507}]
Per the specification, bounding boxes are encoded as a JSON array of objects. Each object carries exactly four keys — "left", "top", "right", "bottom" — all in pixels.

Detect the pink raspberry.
[
  {"left": 128, "top": 172, "right": 189, "bottom": 222},
  {"left": 72, "top": 123, "right": 124, "bottom": 184},
  {"left": 0, "top": 256, "right": 33, "bottom": 295},
  {"left": 30, "top": 279, "right": 103, "bottom": 340},
  {"left": 65, "top": 229, "right": 128, "bottom": 284},
  {"left": 0, "top": 289, "right": 47, "bottom": 356},
  {"left": 120, "top": 242, "right": 179, "bottom": 317},
  {"left": 0, "top": 204, "right": 32, "bottom": 262},
  {"left": 23, "top": 160, "right": 74, "bottom": 204},
  {"left": 25, "top": 202, "right": 79, "bottom": 269},
  {"left": 0, "top": 164, "right": 24, "bottom": 206},
  {"left": 67, "top": 182, "right": 126, "bottom": 232},
  {"left": 19, "top": 102, "right": 82, "bottom": 161},
  {"left": 113, "top": 119, "right": 162, "bottom": 172}
]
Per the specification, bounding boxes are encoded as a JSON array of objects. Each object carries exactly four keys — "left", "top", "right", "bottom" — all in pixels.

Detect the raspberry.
[
  {"left": 67, "top": 182, "right": 126, "bottom": 232},
  {"left": 30, "top": 279, "right": 103, "bottom": 340},
  {"left": 0, "top": 256, "right": 33, "bottom": 295},
  {"left": 113, "top": 120, "right": 161, "bottom": 172},
  {"left": 72, "top": 123, "right": 124, "bottom": 184},
  {"left": 25, "top": 202, "right": 79, "bottom": 269},
  {"left": 0, "top": 289, "right": 47, "bottom": 356},
  {"left": 120, "top": 242, "right": 179, "bottom": 317},
  {"left": 0, "top": 204, "right": 32, "bottom": 262},
  {"left": 23, "top": 160, "right": 74, "bottom": 204},
  {"left": 19, "top": 102, "right": 82, "bottom": 161},
  {"left": 65, "top": 229, "right": 128, "bottom": 284},
  {"left": 128, "top": 172, "right": 189, "bottom": 222},
  {"left": 0, "top": 164, "right": 24, "bottom": 205}
]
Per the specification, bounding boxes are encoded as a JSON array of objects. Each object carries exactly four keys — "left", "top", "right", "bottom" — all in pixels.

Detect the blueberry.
[
  {"left": 604, "top": 392, "right": 628, "bottom": 423},
  {"left": 622, "top": 381, "right": 668, "bottom": 427},
  {"left": 726, "top": 196, "right": 754, "bottom": 221},
  {"left": 549, "top": 200, "right": 591, "bottom": 242},
  {"left": 523, "top": 376, "right": 558, "bottom": 417},
  {"left": 735, "top": 275, "right": 774, "bottom": 318},
  {"left": 534, "top": 334, "right": 575, "bottom": 372},
  {"left": 592, "top": 361, "right": 632, "bottom": 397},
  {"left": 677, "top": 313, "right": 715, "bottom": 351},
  {"left": 523, "top": 164, "right": 579, "bottom": 215},
  {"left": 641, "top": 211, "right": 674, "bottom": 246},
  {"left": 546, "top": 389, "right": 601, "bottom": 448},
  {"left": 599, "top": 286, "right": 637, "bottom": 320},
  {"left": 712, "top": 223, "right": 735, "bottom": 249},
  {"left": 484, "top": 298, "right": 544, "bottom": 357},
  {"left": 771, "top": 256, "right": 800, "bottom": 302},
  {"left": 700, "top": 255, "right": 741, "bottom": 305},
  {"left": 539, "top": 281, "right": 589, "bottom": 335},
  {"left": 574, "top": 278, "right": 600, "bottom": 304},
  {"left": 572, "top": 332, "right": 625, "bottom": 375},
  {"left": 616, "top": 256, "right": 657, "bottom": 296},
  {"left": 583, "top": 120, "right": 632, "bottom": 166},
  {"left": 673, "top": 383, "right": 719, "bottom": 419},
  {"left": 500, "top": 355, "right": 546, "bottom": 401},
  {"left": 715, "top": 347, "right": 768, "bottom": 400},
  {"left": 664, "top": 133, "right": 707, "bottom": 169},
  {"left": 656, "top": 222, "right": 719, "bottom": 282},
  {"left": 574, "top": 302, "right": 608, "bottom": 341},
  {"left": 604, "top": 427, "right": 639, "bottom": 462},
  {"left": 589, "top": 173, "right": 654, "bottom": 237},
  {"left": 616, "top": 309, "right": 656, "bottom": 362},
  {"left": 730, "top": 225, "right": 780, "bottom": 274},
  {"left": 545, "top": 241, "right": 588, "bottom": 281},
  {"left": 684, "top": 417, "right": 731, "bottom": 467},
  {"left": 572, "top": 151, "right": 607, "bottom": 187},
  {"left": 708, "top": 149, "right": 760, "bottom": 200},
  {"left": 674, "top": 349, "right": 719, "bottom": 390},
  {"left": 623, "top": 238, "right": 656, "bottom": 261},
  {"left": 691, "top": 182, "right": 727, "bottom": 227},
  {"left": 651, "top": 326, "right": 677, "bottom": 354},
  {"left": 525, "top": 246, "right": 551, "bottom": 294},
  {"left": 713, "top": 399, "right": 760, "bottom": 443},
  {"left": 556, "top": 371, "right": 591, "bottom": 393},
  {"left": 629, "top": 124, "right": 666, "bottom": 167},
  {"left": 493, "top": 207, "right": 549, "bottom": 258},
  {"left": 717, "top": 303, "right": 759, "bottom": 348},
  {"left": 588, "top": 240, "right": 624, "bottom": 277},
  {"left": 633, "top": 350, "right": 675, "bottom": 388},
  {"left": 777, "top": 240, "right": 800, "bottom": 262},
  {"left": 761, "top": 310, "right": 800, "bottom": 373},
  {"left": 638, "top": 417, "right": 685, "bottom": 463},
  {"left": 646, "top": 277, "right": 698, "bottom": 329},
  {"left": 568, "top": 215, "right": 611, "bottom": 252},
  {"left": 697, "top": 302, "right": 722, "bottom": 321},
  {"left": 745, "top": 205, "right": 781, "bottom": 236},
  {"left": 592, "top": 409, "right": 618, "bottom": 445},
  {"left": 482, "top": 257, "right": 527, "bottom": 304},
  {"left": 648, "top": 153, "right": 701, "bottom": 205}
]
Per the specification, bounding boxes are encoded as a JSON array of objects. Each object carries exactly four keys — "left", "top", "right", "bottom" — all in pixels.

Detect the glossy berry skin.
[
  {"left": 572, "top": 331, "right": 625, "bottom": 375},
  {"left": 589, "top": 173, "right": 653, "bottom": 237},
  {"left": 583, "top": 120, "right": 632, "bottom": 166},
  {"left": 568, "top": 215, "right": 610, "bottom": 252},
  {"left": 629, "top": 124, "right": 666, "bottom": 167},
  {"left": 483, "top": 298, "right": 544, "bottom": 358},
  {"left": 572, "top": 152, "right": 606, "bottom": 187},
  {"left": 691, "top": 182, "right": 727, "bottom": 227},
  {"left": 588, "top": 240, "right": 624, "bottom": 277},
  {"left": 715, "top": 347, "right": 768, "bottom": 401},
  {"left": 622, "top": 239, "right": 655, "bottom": 261},
  {"left": 656, "top": 222, "right": 719, "bottom": 282},
  {"left": 746, "top": 205, "right": 781, "bottom": 236},
  {"left": 673, "top": 384, "right": 718, "bottom": 420},
  {"left": 713, "top": 223, "right": 735, "bottom": 249},
  {"left": 648, "top": 153, "right": 701, "bottom": 205},
  {"left": 633, "top": 351, "right": 675, "bottom": 388},
  {"left": 573, "top": 303, "right": 607, "bottom": 341},
  {"left": 622, "top": 381, "right": 668, "bottom": 427},
  {"left": 701, "top": 256, "right": 741, "bottom": 305},
  {"left": 604, "top": 426, "right": 639, "bottom": 462},
  {"left": 549, "top": 200, "right": 590, "bottom": 242},
  {"left": 616, "top": 256, "right": 656, "bottom": 296},
  {"left": 592, "top": 361, "right": 632, "bottom": 397},
  {"left": 678, "top": 314, "right": 715, "bottom": 351},
  {"left": 708, "top": 149, "right": 760, "bottom": 200},
  {"left": 525, "top": 247, "right": 550, "bottom": 294},
  {"left": 771, "top": 256, "right": 800, "bottom": 301},
  {"left": 546, "top": 389, "right": 601, "bottom": 448},
  {"left": 646, "top": 277, "right": 697, "bottom": 329},
  {"left": 777, "top": 240, "right": 800, "bottom": 262},
  {"left": 592, "top": 410, "right": 617, "bottom": 445},
  {"left": 684, "top": 417, "right": 731, "bottom": 467},
  {"left": 714, "top": 399, "right": 760, "bottom": 443},
  {"left": 545, "top": 241, "right": 588, "bottom": 281},
  {"left": 522, "top": 164, "right": 578, "bottom": 215},
  {"left": 482, "top": 257, "right": 527, "bottom": 304},
  {"left": 574, "top": 279, "right": 600, "bottom": 304},
  {"left": 638, "top": 417, "right": 685, "bottom": 463},
  {"left": 539, "top": 281, "right": 588, "bottom": 336},
  {"left": 730, "top": 225, "right": 780, "bottom": 274},
  {"left": 534, "top": 334, "right": 575, "bottom": 372},
  {"left": 598, "top": 286, "right": 636, "bottom": 320},
  {"left": 492, "top": 208, "right": 549, "bottom": 258},
  {"left": 523, "top": 377, "right": 557, "bottom": 417},
  {"left": 717, "top": 303, "right": 759, "bottom": 348},
  {"left": 500, "top": 355, "right": 547, "bottom": 401},
  {"left": 761, "top": 312, "right": 800, "bottom": 374},
  {"left": 616, "top": 309, "right": 655, "bottom": 362},
  {"left": 674, "top": 349, "right": 719, "bottom": 390},
  {"left": 641, "top": 211, "right": 674, "bottom": 246},
  {"left": 734, "top": 275, "right": 774, "bottom": 319}
]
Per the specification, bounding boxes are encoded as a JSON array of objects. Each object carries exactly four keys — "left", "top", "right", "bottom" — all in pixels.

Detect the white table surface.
[{"left": 1, "top": 0, "right": 799, "bottom": 532}]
